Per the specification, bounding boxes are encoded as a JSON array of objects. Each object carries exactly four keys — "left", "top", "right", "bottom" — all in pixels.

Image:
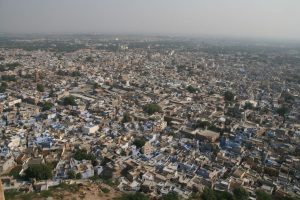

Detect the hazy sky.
[{"left": 1, "top": 0, "right": 300, "bottom": 40}]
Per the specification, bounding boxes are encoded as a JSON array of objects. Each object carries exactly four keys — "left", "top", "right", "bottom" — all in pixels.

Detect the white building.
[{"left": 82, "top": 124, "right": 99, "bottom": 135}]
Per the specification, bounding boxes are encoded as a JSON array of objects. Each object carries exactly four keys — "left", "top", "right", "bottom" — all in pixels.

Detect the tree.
[
  {"left": 201, "top": 187, "right": 216, "bottom": 200},
  {"left": 276, "top": 106, "right": 289, "bottom": 123},
  {"left": 1, "top": 82, "right": 8, "bottom": 88},
  {"left": 188, "top": 192, "right": 202, "bottom": 200},
  {"left": 74, "top": 149, "right": 95, "bottom": 162},
  {"left": 121, "top": 166, "right": 133, "bottom": 177},
  {"left": 49, "top": 88, "right": 55, "bottom": 97},
  {"left": 187, "top": 85, "right": 197, "bottom": 93},
  {"left": 132, "top": 139, "right": 146, "bottom": 149},
  {"left": 256, "top": 190, "right": 272, "bottom": 200},
  {"left": 1, "top": 75, "right": 16, "bottom": 82},
  {"left": 281, "top": 196, "right": 298, "bottom": 200},
  {"left": 224, "top": 91, "right": 235, "bottom": 102},
  {"left": 0, "top": 62, "right": 20, "bottom": 71},
  {"left": 226, "top": 106, "right": 242, "bottom": 119},
  {"left": 0, "top": 82, "right": 8, "bottom": 93},
  {"left": 143, "top": 103, "right": 162, "bottom": 115},
  {"left": 215, "top": 191, "right": 235, "bottom": 200},
  {"left": 244, "top": 101, "right": 254, "bottom": 110},
  {"left": 56, "top": 69, "right": 68, "bottom": 76},
  {"left": 264, "top": 167, "right": 279, "bottom": 177},
  {"left": 63, "top": 96, "right": 76, "bottom": 106},
  {"left": 70, "top": 71, "right": 81, "bottom": 77},
  {"left": 115, "top": 192, "right": 149, "bottom": 200},
  {"left": 281, "top": 91, "right": 294, "bottom": 103},
  {"left": 233, "top": 187, "right": 249, "bottom": 200},
  {"left": 67, "top": 170, "right": 76, "bottom": 179},
  {"left": 161, "top": 192, "right": 180, "bottom": 200},
  {"left": 37, "top": 84, "right": 45, "bottom": 92},
  {"left": 122, "top": 112, "right": 132, "bottom": 123},
  {"left": 76, "top": 173, "right": 82, "bottom": 179},
  {"left": 100, "top": 166, "right": 114, "bottom": 180},
  {"left": 24, "top": 164, "right": 52, "bottom": 180},
  {"left": 276, "top": 106, "right": 289, "bottom": 117},
  {"left": 85, "top": 56, "right": 94, "bottom": 63},
  {"left": 42, "top": 102, "right": 53, "bottom": 111},
  {"left": 195, "top": 120, "right": 211, "bottom": 129},
  {"left": 93, "top": 83, "right": 100, "bottom": 89}
]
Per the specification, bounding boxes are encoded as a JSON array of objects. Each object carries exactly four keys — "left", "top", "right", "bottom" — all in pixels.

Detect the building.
[
  {"left": 82, "top": 124, "right": 99, "bottom": 135},
  {"left": 196, "top": 129, "right": 220, "bottom": 142}
]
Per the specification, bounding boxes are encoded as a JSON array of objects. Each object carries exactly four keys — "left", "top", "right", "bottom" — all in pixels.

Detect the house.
[
  {"left": 70, "top": 158, "right": 94, "bottom": 179},
  {"left": 0, "top": 157, "right": 17, "bottom": 175},
  {"left": 196, "top": 129, "right": 220, "bottom": 142},
  {"left": 82, "top": 124, "right": 99, "bottom": 135}
]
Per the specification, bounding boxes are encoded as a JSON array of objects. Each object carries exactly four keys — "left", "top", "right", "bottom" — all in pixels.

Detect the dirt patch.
[{"left": 4, "top": 182, "right": 121, "bottom": 200}]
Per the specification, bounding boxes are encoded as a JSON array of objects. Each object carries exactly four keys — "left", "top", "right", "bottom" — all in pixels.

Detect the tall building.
[{"left": 35, "top": 69, "right": 40, "bottom": 82}]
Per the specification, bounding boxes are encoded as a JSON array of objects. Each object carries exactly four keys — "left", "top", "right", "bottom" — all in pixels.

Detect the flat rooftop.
[{"left": 198, "top": 129, "right": 220, "bottom": 138}]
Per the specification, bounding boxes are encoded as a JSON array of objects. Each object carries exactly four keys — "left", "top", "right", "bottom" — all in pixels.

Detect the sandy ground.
[
  {"left": 63, "top": 182, "right": 120, "bottom": 200},
  {"left": 5, "top": 181, "right": 121, "bottom": 200}
]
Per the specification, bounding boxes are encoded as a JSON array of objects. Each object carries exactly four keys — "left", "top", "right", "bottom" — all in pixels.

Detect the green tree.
[
  {"left": 37, "top": 84, "right": 45, "bottom": 92},
  {"left": 256, "top": 190, "right": 272, "bottom": 200},
  {"left": 188, "top": 192, "right": 202, "bottom": 200},
  {"left": 143, "top": 103, "right": 162, "bottom": 115},
  {"left": 187, "top": 85, "right": 197, "bottom": 93},
  {"left": 67, "top": 170, "right": 76, "bottom": 179},
  {"left": 1, "top": 82, "right": 8, "bottom": 88},
  {"left": 71, "top": 71, "right": 81, "bottom": 77},
  {"left": 0, "top": 82, "right": 8, "bottom": 93},
  {"left": 264, "top": 167, "right": 279, "bottom": 177},
  {"left": 132, "top": 139, "right": 146, "bottom": 149},
  {"left": 24, "top": 164, "right": 53, "bottom": 180},
  {"left": 244, "top": 101, "right": 254, "bottom": 110},
  {"left": 63, "top": 96, "right": 76, "bottom": 106},
  {"left": 224, "top": 91, "right": 235, "bottom": 102},
  {"left": 233, "top": 187, "right": 249, "bottom": 200},
  {"left": 49, "top": 88, "right": 55, "bottom": 97},
  {"left": 0, "top": 62, "right": 20, "bottom": 72},
  {"left": 100, "top": 166, "right": 114, "bottom": 180},
  {"left": 93, "top": 83, "right": 100, "bottom": 89},
  {"left": 76, "top": 173, "right": 82, "bottom": 179},
  {"left": 115, "top": 192, "right": 149, "bottom": 200},
  {"left": 1, "top": 75, "right": 16, "bottom": 82},
  {"left": 215, "top": 190, "right": 235, "bottom": 200},
  {"left": 161, "top": 192, "right": 180, "bottom": 200},
  {"left": 276, "top": 106, "right": 289, "bottom": 123},
  {"left": 276, "top": 106, "right": 289, "bottom": 117},
  {"left": 42, "top": 102, "right": 53, "bottom": 111},
  {"left": 195, "top": 120, "right": 211, "bottom": 129},
  {"left": 201, "top": 187, "right": 216, "bottom": 200},
  {"left": 85, "top": 56, "right": 94, "bottom": 63},
  {"left": 74, "top": 149, "right": 95, "bottom": 162},
  {"left": 281, "top": 91, "right": 294, "bottom": 103},
  {"left": 122, "top": 112, "right": 132, "bottom": 123}
]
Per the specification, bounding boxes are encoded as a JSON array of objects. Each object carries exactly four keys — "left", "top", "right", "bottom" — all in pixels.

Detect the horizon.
[
  {"left": 1, "top": 32, "right": 300, "bottom": 46},
  {"left": 1, "top": 0, "right": 300, "bottom": 42}
]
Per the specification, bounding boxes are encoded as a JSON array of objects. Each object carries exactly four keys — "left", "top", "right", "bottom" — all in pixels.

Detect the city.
[
  {"left": 0, "top": 0, "right": 300, "bottom": 200},
  {"left": 0, "top": 35, "right": 299, "bottom": 200}
]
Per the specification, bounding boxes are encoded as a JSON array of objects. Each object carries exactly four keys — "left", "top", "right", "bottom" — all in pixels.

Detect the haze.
[{"left": 1, "top": 0, "right": 300, "bottom": 40}]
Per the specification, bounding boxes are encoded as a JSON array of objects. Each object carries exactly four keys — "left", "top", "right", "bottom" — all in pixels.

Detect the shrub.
[
  {"left": 143, "top": 103, "right": 162, "bottom": 115},
  {"left": 24, "top": 164, "right": 53, "bottom": 180}
]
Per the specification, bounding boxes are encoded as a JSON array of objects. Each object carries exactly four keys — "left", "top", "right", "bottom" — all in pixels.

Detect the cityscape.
[{"left": 0, "top": 1, "right": 300, "bottom": 200}]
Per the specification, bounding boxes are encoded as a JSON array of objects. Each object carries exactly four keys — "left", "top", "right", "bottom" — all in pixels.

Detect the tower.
[{"left": 35, "top": 69, "right": 40, "bottom": 82}]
